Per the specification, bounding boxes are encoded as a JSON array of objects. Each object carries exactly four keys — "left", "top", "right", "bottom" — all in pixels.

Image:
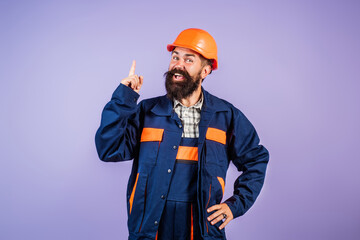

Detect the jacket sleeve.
[
  {"left": 95, "top": 84, "right": 142, "bottom": 162},
  {"left": 224, "top": 109, "right": 269, "bottom": 218}
]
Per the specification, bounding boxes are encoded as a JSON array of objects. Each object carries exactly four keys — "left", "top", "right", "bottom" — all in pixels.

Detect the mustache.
[{"left": 163, "top": 68, "right": 192, "bottom": 80}]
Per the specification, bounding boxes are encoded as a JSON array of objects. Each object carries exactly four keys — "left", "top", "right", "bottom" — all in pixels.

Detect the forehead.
[{"left": 172, "top": 47, "right": 200, "bottom": 57}]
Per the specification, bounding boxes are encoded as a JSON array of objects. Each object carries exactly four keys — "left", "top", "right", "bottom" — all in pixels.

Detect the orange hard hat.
[{"left": 167, "top": 28, "right": 218, "bottom": 70}]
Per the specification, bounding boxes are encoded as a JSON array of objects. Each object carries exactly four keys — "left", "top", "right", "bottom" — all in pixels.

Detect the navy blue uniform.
[{"left": 95, "top": 84, "right": 269, "bottom": 240}]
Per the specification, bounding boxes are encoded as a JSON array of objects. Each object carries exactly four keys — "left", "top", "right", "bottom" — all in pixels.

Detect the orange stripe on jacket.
[
  {"left": 129, "top": 173, "right": 139, "bottom": 214},
  {"left": 191, "top": 204, "right": 194, "bottom": 240},
  {"left": 217, "top": 176, "right": 225, "bottom": 195},
  {"left": 140, "top": 128, "right": 164, "bottom": 142},
  {"left": 206, "top": 127, "right": 226, "bottom": 145},
  {"left": 176, "top": 146, "right": 198, "bottom": 161}
]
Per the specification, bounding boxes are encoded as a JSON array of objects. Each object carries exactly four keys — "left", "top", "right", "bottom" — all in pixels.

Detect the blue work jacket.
[{"left": 95, "top": 84, "right": 269, "bottom": 240}]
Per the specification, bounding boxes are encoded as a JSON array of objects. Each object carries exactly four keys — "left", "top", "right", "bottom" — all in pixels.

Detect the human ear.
[{"left": 201, "top": 65, "right": 212, "bottom": 79}]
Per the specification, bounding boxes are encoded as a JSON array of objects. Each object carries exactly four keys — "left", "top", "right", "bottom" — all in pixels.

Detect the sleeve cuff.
[
  {"left": 111, "top": 83, "right": 140, "bottom": 107},
  {"left": 224, "top": 196, "right": 243, "bottom": 219}
]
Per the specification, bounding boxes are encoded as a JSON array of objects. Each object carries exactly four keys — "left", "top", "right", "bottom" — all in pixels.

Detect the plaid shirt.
[{"left": 173, "top": 93, "right": 203, "bottom": 138}]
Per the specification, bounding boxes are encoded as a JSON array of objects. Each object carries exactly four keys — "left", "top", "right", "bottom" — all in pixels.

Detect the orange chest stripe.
[
  {"left": 206, "top": 127, "right": 226, "bottom": 145},
  {"left": 140, "top": 128, "right": 164, "bottom": 142},
  {"left": 176, "top": 146, "right": 198, "bottom": 161}
]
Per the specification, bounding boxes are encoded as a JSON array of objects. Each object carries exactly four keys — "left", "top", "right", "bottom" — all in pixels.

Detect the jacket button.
[
  {"left": 154, "top": 221, "right": 158, "bottom": 226},
  {"left": 161, "top": 195, "right": 165, "bottom": 199},
  {"left": 173, "top": 145, "right": 177, "bottom": 150},
  {"left": 167, "top": 169, "right": 172, "bottom": 173},
  {"left": 179, "top": 124, "right": 182, "bottom": 128}
]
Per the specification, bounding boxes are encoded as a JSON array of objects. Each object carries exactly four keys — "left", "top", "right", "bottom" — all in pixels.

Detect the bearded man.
[{"left": 95, "top": 28, "right": 269, "bottom": 240}]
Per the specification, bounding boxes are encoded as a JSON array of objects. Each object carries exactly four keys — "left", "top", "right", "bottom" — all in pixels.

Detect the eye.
[
  {"left": 185, "top": 58, "right": 193, "bottom": 63},
  {"left": 172, "top": 56, "right": 179, "bottom": 60}
]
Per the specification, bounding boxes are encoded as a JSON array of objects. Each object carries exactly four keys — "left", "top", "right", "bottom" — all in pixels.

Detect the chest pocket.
[
  {"left": 205, "top": 127, "right": 228, "bottom": 167},
  {"left": 138, "top": 128, "right": 164, "bottom": 166}
]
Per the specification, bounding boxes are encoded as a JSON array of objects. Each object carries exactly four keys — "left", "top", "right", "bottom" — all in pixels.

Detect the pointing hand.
[{"left": 120, "top": 60, "right": 144, "bottom": 94}]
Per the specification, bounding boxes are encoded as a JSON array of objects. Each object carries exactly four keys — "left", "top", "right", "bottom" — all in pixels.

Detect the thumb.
[{"left": 136, "top": 75, "right": 144, "bottom": 90}]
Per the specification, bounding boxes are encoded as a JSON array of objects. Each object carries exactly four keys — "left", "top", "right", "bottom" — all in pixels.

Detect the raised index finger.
[{"left": 128, "top": 60, "right": 136, "bottom": 76}]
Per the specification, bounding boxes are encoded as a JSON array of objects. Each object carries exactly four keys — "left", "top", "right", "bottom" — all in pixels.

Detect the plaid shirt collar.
[{"left": 173, "top": 92, "right": 204, "bottom": 111}]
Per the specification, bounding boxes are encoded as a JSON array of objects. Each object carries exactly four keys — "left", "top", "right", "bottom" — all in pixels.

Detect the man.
[{"left": 95, "top": 28, "right": 269, "bottom": 240}]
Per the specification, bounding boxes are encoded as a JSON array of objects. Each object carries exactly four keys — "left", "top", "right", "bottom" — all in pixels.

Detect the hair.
[{"left": 199, "top": 54, "right": 213, "bottom": 75}]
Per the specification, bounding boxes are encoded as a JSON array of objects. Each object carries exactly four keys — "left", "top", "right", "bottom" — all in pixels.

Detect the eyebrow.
[{"left": 172, "top": 51, "right": 195, "bottom": 58}]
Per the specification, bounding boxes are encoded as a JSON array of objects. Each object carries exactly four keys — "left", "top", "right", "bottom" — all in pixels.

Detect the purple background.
[{"left": 2, "top": 0, "right": 360, "bottom": 239}]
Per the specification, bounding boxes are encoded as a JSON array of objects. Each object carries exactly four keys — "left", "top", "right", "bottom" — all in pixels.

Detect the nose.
[{"left": 173, "top": 59, "right": 185, "bottom": 70}]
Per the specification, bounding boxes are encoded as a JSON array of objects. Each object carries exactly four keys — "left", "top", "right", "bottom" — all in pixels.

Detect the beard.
[{"left": 164, "top": 68, "right": 202, "bottom": 101}]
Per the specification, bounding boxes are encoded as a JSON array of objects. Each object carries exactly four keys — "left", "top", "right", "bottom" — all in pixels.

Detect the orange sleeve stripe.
[
  {"left": 155, "top": 231, "right": 158, "bottom": 240},
  {"left": 176, "top": 146, "right": 198, "bottom": 161},
  {"left": 129, "top": 173, "right": 139, "bottom": 214},
  {"left": 217, "top": 176, "right": 225, "bottom": 195},
  {"left": 206, "top": 127, "right": 226, "bottom": 145},
  {"left": 140, "top": 128, "right": 164, "bottom": 142}
]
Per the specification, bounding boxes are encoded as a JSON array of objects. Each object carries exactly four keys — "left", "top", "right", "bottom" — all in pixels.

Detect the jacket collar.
[
  {"left": 201, "top": 87, "right": 229, "bottom": 113},
  {"left": 150, "top": 87, "right": 229, "bottom": 116}
]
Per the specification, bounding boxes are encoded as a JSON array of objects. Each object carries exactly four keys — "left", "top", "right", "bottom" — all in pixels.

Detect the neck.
[{"left": 179, "top": 85, "right": 202, "bottom": 107}]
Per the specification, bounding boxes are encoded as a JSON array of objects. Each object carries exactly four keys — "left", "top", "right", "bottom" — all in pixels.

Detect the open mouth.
[{"left": 173, "top": 73, "right": 185, "bottom": 81}]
